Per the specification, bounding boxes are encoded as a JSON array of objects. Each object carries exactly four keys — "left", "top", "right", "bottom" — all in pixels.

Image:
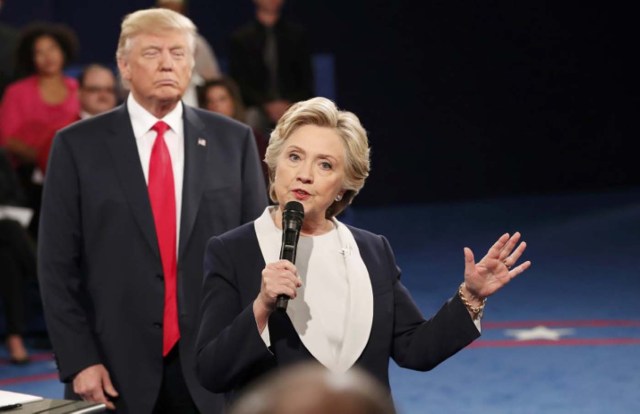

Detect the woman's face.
[
  {"left": 273, "top": 125, "right": 346, "bottom": 222},
  {"left": 205, "top": 85, "right": 235, "bottom": 119},
  {"left": 33, "top": 35, "right": 65, "bottom": 76}
]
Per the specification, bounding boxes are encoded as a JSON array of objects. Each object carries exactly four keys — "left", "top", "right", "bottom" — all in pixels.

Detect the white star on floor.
[{"left": 504, "top": 325, "right": 575, "bottom": 341}]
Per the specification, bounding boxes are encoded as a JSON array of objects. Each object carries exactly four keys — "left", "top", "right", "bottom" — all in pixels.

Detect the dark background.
[{"left": 2, "top": 0, "right": 637, "bottom": 206}]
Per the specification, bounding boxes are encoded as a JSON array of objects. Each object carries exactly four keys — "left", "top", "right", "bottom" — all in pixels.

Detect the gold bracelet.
[{"left": 458, "top": 283, "right": 487, "bottom": 320}]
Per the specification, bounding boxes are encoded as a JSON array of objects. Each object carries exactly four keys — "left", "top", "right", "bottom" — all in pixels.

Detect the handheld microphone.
[{"left": 276, "top": 201, "right": 304, "bottom": 310}]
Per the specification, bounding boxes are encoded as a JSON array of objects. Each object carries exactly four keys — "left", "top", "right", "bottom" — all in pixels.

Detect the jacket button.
[
  {"left": 156, "top": 273, "right": 164, "bottom": 280},
  {"left": 153, "top": 322, "right": 162, "bottom": 329}
]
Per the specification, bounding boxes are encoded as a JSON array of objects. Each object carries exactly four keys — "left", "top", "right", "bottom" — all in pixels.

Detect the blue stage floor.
[{"left": 2, "top": 187, "right": 640, "bottom": 413}]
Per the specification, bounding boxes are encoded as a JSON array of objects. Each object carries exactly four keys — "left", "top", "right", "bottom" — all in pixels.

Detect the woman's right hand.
[{"left": 253, "top": 260, "right": 301, "bottom": 332}]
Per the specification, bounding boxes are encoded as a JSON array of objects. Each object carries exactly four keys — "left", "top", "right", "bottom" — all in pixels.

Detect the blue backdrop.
[{"left": 1, "top": 0, "right": 636, "bottom": 206}]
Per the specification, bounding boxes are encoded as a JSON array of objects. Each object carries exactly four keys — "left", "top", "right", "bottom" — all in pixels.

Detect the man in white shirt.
[{"left": 38, "top": 8, "right": 267, "bottom": 413}]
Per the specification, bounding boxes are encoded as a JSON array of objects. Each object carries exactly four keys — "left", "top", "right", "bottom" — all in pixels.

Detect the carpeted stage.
[{"left": 2, "top": 187, "right": 639, "bottom": 413}]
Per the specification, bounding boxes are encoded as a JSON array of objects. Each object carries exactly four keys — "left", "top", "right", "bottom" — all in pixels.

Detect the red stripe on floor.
[
  {"left": 468, "top": 338, "right": 640, "bottom": 348},
  {"left": 482, "top": 320, "right": 640, "bottom": 329},
  {"left": 0, "top": 352, "right": 54, "bottom": 366},
  {"left": 0, "top": 372, "right": 59, "bottom": 386}
]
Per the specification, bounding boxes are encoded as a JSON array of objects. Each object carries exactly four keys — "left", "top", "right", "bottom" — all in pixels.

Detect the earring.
[{"left": 335, "top": 194, "right": 343, "bottom": 202}]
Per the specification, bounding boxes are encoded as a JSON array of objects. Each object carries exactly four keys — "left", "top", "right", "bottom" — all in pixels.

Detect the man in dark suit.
[
  {"left": 38, "top": 8, "right": 268, "bottom": 413},
  {"left": 229, "top": 0, "right": 313, "bottom": 134}
]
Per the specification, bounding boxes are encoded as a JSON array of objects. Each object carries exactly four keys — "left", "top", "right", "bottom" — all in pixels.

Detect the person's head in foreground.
[{"left": 228, "top": 362, "right": 396, "bottom": 414}]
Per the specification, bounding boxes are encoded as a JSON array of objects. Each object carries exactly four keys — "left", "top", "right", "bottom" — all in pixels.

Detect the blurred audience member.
[
  {"left": 0, "top": 0, "right": 19, "bottom": 95},
  {"left": 230, "top": 0, "right": 313, "bottom": 134},
  {"left": 199, "top": 76, "right": 246, "bottom": 121},
  {"left": 199, "top": 76, "right": 269, "bottom": 185},
  {"left": 77, "top": 64, "right": 118, "bottom": 119},
  {"left": 228, "top": 362, "right": 396, "bottom": 414},
  {"left": 0, "top": 22, "right": 79, "bottom": 238},
  {"left": 156, "top": 0, "right": 221, "bottom": 107},
  {"left": 0, "top": 148, "right": 36, "bottom": 365}
]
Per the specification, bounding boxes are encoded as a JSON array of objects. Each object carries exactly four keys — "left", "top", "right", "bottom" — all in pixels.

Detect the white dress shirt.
[{"left": 127, "top": 93, "right": 185, "bottom": 250}]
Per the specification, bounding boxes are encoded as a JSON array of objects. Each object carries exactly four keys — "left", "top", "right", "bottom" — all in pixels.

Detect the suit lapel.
[
  {"left": 179, "top": 106, "right": 208, "bottom": 261},
  {"left": 105, "top": 105, "right": 159, "bottom": 259}
]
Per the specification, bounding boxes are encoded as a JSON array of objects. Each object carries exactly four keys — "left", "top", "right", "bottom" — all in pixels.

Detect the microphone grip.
[
  {"left": 275, "top": 295, "right": 289, "bottom": 310},
  {"left": 276, "top": 242, "right": 297, "bottom": 311}
]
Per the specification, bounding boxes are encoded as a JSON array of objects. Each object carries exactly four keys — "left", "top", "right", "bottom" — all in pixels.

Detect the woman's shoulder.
[
  {"left": 210, "top": 221, "right": 258, "bottom": 247},
  {"left": 342, "top": 224, "right": 393, "bottom": 255},
  {"left": 63, "top": 75, "right": 79, "bottom": 91},
  {"left": 344, "top": 224, "right": 384, "bottom": 243},
  {"left": 3, "top": 76, "right": 37, "bottom": 96}
]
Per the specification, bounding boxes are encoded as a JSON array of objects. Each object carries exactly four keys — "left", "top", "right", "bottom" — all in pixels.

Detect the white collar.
[
  {"left": 126, "top": 93, "right": 183, "bottom": 139},
  {"left": 254, "top": 207, "right": 373, "bottom": 372}
]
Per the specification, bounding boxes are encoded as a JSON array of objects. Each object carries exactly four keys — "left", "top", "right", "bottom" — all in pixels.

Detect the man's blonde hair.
[{"left": 115, "top": 8, "right": 196, "bottom": 63}]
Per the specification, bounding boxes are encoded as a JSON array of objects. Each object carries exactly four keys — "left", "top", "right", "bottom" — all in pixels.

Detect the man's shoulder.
[
  {"left": 185, "top": 105, "right": 251, "bottom": 134},
  {"left": 54, "top": 107, "right": 124, "bottom": 149},
  {"left": 60, "top": 106, "right": 121, "bottom": 135},
  {"left": 231, "top": 20, "right": 262, "bottom": 41},
  {"left": 277, "top": 18, "right": 307, "bottom": 35}
]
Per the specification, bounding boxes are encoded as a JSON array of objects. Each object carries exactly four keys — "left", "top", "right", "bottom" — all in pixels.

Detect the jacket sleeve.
[
  {"left": 37, "top": 132, "right": 102, "bottom": 382},
  {"left": 196, "top": 235, "right": 274, "bottom": 393},
  {"left": 379, "top": 235, "right": 481, "bottom": 370},
  {"left": 240, "top": 126, "right": 269, "bottom": 223}
]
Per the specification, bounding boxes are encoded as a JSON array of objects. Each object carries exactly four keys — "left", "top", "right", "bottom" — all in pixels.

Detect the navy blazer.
[
  {"left": 38, "top": 104, "right": 268, "bottom": 414},
  {"left": 196, "top": 220, "right": 480, "bottom": 399}
]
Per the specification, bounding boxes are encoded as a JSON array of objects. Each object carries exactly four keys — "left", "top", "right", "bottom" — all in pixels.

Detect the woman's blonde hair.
[{"left": 264, "top": 97, "right": 371, "bottom": 218}]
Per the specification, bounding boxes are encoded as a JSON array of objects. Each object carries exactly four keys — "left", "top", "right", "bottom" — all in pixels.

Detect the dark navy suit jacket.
[
  {"left": 38, "top": 104, "right": 268, "bottom": 413},
  {"left": 196, "top": 220, "right": 480, "bottom": 399}
]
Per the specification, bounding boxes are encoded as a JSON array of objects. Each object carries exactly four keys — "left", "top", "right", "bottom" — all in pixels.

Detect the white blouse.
[{"left": 254, "top": 207, "right": 373, "bottom": 372}]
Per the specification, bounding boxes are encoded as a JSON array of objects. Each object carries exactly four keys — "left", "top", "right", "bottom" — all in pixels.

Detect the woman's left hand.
[{"left": 463, "top": 232, "right": 531, "bottom": 299}]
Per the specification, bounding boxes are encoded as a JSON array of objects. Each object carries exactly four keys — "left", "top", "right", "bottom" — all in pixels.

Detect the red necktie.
[{"left": 148, "top": 121, "right": 179, "bottom": 356}]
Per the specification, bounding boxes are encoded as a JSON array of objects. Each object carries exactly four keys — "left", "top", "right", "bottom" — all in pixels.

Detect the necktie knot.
[{"left": 152, "top": 121, "right": 170, "bottom": 136}]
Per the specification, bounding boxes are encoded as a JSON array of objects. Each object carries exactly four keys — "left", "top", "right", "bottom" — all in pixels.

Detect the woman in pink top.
[
  {"left": 0, "top": 23, "right": 78, "bottom": 363},
  {"left": 0, "top": 23, "right": 79, "bottom": 174}
]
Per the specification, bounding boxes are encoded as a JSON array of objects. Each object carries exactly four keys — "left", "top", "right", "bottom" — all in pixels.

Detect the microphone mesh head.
[
  {"left": 284, "top": 200, "right": 304, "bottom": 215},
  {"left": 283, "top": 201, "right": 304, "bottom": 229}
]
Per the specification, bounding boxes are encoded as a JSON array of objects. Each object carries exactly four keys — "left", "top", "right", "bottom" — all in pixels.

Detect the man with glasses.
[{"left": 77, "top": 64, "right": 118, "bottom": 119}]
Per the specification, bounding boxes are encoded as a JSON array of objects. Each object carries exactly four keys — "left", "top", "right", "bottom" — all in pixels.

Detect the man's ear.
[{"left": 117, "top": 58, "right": 130, "bottom": 81}]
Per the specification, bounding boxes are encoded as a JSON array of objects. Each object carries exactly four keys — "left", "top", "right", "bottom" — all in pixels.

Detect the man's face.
[
  {"left": 118, "top": 30, "right": 192, "bottom": 110},
  {"left": 254, "top": 0, "right": 284, "bottom": 14},
  {"left": 79, "top": 68, "right": 117, "bottom": 115},
  {"left": 157, "top": 1, "right": 184, "bottom": 14}
]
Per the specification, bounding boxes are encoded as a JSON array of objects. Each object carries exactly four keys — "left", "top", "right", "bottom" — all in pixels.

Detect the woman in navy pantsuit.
[{"left": 196, "top": 97, "right": 531, "bottom": 403}]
